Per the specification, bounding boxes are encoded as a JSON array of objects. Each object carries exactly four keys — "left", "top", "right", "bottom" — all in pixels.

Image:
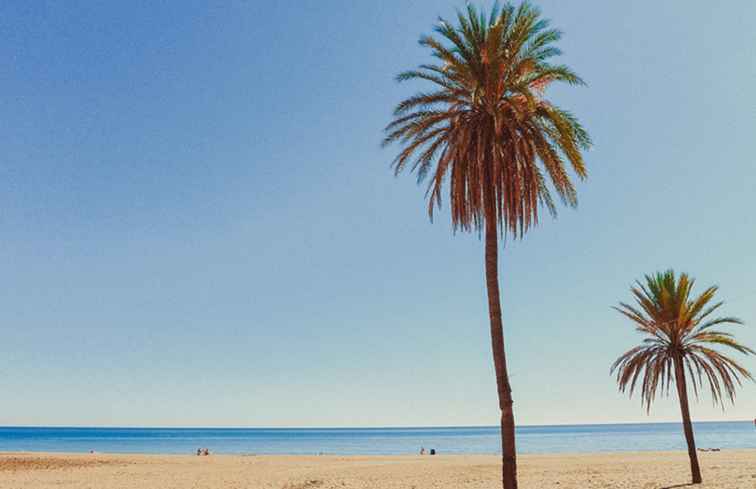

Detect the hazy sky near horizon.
[{"left": 2, "top": 1, "right": 755, "bottom": 428}]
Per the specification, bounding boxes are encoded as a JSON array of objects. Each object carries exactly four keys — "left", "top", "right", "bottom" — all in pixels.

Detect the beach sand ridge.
[{"left": 0, "top": 451, "right": 754, "bottom": 488}]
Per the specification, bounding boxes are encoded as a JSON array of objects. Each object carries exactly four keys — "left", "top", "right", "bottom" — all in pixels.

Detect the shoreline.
[{"left": 1, "top": 447, "right": 754, "bottom": 457}]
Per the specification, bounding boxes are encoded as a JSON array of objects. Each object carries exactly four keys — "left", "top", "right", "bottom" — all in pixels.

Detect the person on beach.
[{"left": 420, "top": 447, "right": 425, "bottom": 455}]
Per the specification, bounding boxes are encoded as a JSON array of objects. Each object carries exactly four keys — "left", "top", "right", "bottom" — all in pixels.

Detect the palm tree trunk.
[
  {"left": 674, "top": 354, "right": 702, "bottom": 484},
  {"left": 482, "top": 179, "right": 517, "bottom": 489}
]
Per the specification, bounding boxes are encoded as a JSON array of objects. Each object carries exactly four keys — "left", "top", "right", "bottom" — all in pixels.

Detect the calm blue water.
[{"left": 0, "top": 423, "right": 753, "bottom": 455}]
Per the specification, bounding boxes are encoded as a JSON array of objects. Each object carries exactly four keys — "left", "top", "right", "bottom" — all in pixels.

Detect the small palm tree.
[
  {"left": 612, "top": 270, "right": 754, "bottom": 485},
  {"left": 384, "top": 3, "right": 590, "bottom": 488}
]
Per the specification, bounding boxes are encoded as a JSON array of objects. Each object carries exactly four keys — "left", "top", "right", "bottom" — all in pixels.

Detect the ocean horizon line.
[{"left": 1, "top": 420, "right": 750, "bottom": 431}]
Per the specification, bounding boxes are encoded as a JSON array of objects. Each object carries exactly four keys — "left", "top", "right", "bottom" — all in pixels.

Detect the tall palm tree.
[
  {"left": 383, "top": 3, "right": 590, "bottom": 488},
  {"left": 612, "top": 270, "right": 754, "bottom": 485}
]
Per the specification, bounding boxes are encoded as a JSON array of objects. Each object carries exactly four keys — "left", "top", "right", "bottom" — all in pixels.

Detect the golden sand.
[{"left": 1, "top": 450, "right": 754, "bottom": 488}]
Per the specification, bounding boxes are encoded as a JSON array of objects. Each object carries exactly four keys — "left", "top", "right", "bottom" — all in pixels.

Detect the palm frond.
[
  {"left": 612, "top": 270, "right": 754, "bottom": 410},
  {"left": 384, "top": 1, "right": 590, "bottom": 238}
]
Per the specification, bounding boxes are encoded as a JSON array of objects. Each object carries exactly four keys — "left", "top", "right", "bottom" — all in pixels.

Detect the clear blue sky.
[{"left": 1, "top": 0, "right": 754, "bottom": 427}]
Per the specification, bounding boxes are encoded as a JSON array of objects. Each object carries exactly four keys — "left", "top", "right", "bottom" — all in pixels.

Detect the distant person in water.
[{"left": 419, "top": 447, "right": 425, "bottom": 455}]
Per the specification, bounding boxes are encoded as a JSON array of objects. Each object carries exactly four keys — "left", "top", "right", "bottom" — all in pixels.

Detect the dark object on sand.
[{"left": 429, "top": 449, "right": 436, "bottom": 455}]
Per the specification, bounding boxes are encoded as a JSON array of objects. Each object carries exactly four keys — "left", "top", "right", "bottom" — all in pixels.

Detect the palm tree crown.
[
  {"left": 612, "top": 270, "right": 754, "bottom": 411},
  {"left": 383, "top": 1, "right": 591, "bottom": 237}
]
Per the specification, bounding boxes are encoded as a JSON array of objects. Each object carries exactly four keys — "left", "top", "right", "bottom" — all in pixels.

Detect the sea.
[{"left": 0, "top": 422, "right": 753, "bottom": 456}]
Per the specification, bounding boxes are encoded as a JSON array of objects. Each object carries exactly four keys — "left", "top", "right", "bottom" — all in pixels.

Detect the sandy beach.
[{"left": 1, "top": 450, "right": 753, "bottom": 489}]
